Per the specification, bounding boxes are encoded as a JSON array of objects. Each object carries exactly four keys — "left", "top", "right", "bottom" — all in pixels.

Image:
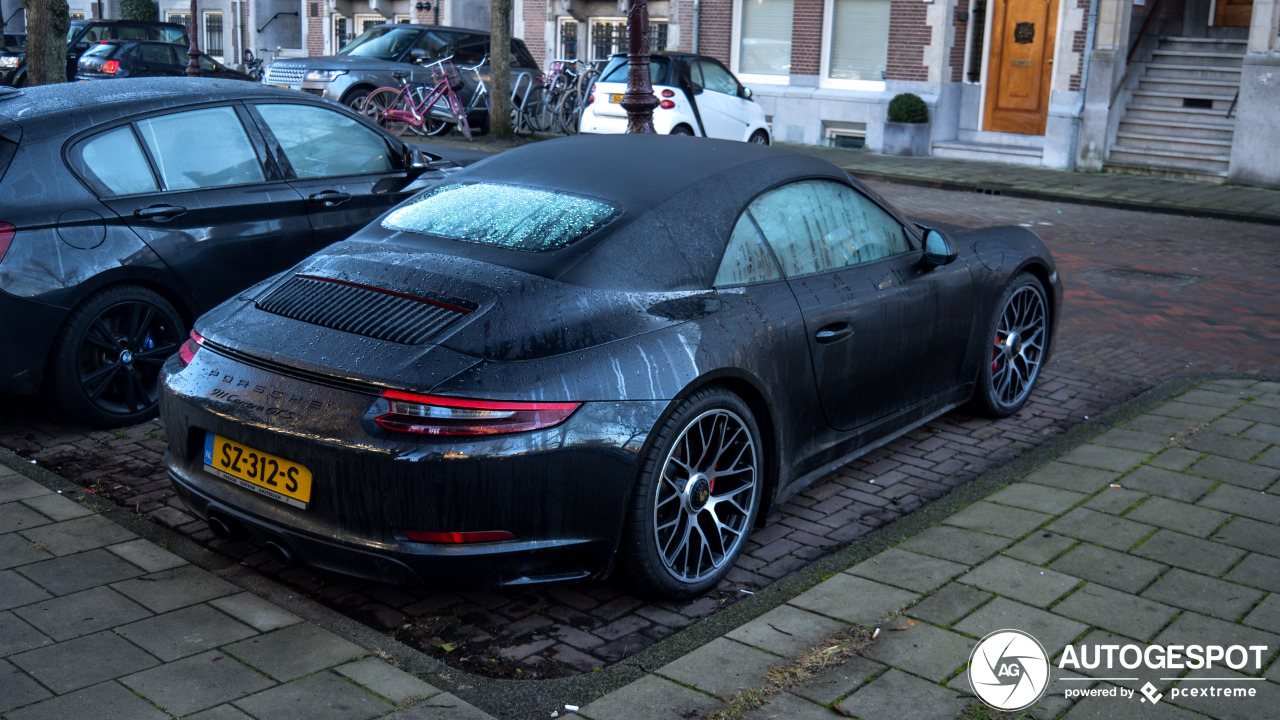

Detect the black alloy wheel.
[
  {"left": 50, "top": 285, "right": 184, "bottom": 427},
  {"left": 972, "top": 273, "right": 1048, "bottom": 417},
  {"left": 621, "top": 386, "right": 762, "bottom": 598}
]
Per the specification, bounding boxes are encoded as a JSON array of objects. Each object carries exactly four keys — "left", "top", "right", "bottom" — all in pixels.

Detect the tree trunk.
[
  {"left": 488, "top": 0, "right": 513, "bottom": 138},
  {"left": 23, "top": 0, "right": 71, "bottom": 86}
]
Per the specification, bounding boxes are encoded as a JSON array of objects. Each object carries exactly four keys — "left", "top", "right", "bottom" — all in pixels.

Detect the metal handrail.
[{"left": 1110, "top": 0, "right": 1165, "bottom": 108}]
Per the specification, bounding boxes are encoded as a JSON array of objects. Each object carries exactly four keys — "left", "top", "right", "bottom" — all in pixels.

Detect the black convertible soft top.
[{"left": 395, "top": 134, "right": 852, "bottom": 291}]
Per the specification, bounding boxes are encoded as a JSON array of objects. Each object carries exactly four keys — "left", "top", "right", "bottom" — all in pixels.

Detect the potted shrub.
[{"left": 882, "top": 93, "right": 930, "bottom": 157}]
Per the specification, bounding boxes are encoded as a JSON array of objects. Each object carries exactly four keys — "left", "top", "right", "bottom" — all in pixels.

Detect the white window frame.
[
  {"left": 164, "top": 11, "right": 190, "bottom": 26},
  {"left": 730, "top": 0, "right": 791, "bottom": 86},
  {"left": 202, "top": 10, "right": 223, "bottom": 61},
  {"left": 557, "top": 16, "right": 579, "bottom": 60},
  {"left": 818, "top": 0, "right": 888, "bottom": 90},
  {"left": 393, "top": 14, "right": 410, "bottom": 24},
  {"left": 353, "top": 13, "right": 383, "bottom": 35},
  {"left": 588, "top": 16, "right": 625, "bottom": 61}
]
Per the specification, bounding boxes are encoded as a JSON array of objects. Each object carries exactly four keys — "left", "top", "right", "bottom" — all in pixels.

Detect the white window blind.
[
  {"left": 739, "top": 0, "right": 793, "bottom": 76},
  {"left": 829, "top": 0, "right": 890, "bottom": 81}
]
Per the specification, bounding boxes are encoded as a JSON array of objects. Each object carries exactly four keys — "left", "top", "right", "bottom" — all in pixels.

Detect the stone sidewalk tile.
[
  {"left": 907, "top": 583, "right": 992, "bottom": 626},
  {"left": 232, "top": 671, "right": 393, "bottom": 720},
  {"left": 0, "top": 503, "right": 51, "bottom": 535},
  {"left": 4, "top": 680, "right": 169, "bottom": 720},
  {"left": 0, "top": 658, "right": 50, "bottom": 714},
  {"left": 1142, "top": 568, "right": 1264, "bottom": 622},
  {"left": 0, "top": 474, "right": 50, "bottom": 504},
  {"left": 9, "top": 629, "right": 158, "bottom": 694},
  {"left": 1021, "top": 462, "right": 1122, "bottom": 494},
  {"left": 1187, "top": 454, "right": 1279, "bottom": 491},
  {"left": 223, "top": 621, "right": 367, "bottom": 682},
  {"left": 943, "top": 500, "right": 1051, "bottom": 537},
  {"left": 831, "top": 668, "right": 967, "bottom": 720},
  {"left": 1225, "top": 552, "right": 1280, "bottom": 593},
  {"left": 656, "top": 637, "right": 782, "bottom": 700},
  {"left": 859, "top": 621, "right": 974, "bottom": 682},
  {"left": 789, "top": 655, "right": 885, "bottom": 706},
  {"left": 1184, "top": 434, "right": 1270, "bottom": 462},
  {"left": 1175, "top": 389, "right": 1250, "bottom": 409},
  {"left": 120, "top": 650, "right": 274, "bottom": 716},
  {"left": 1056, "top": 444, "right": 1150, "bottom": 473},
  {"left": 1154, "top": 611, "right": 1280, "bottom": 662},
  {"left": 1051, "top": 584, "right": 1177, "bottom": 642},
  {"left": 19, "top": 493, "right": 92, "bottom": 522},
  {"left": 896, "top": 524, "right": 1012, "bottom": 564},
  {"left": 110, "top": 564, "right": 239, "bottom": 613},
  {"left": 1004, "top": 531, "right": 1077, "bottom": 565},
  {"left": 742, "top": 689, "right": 842, "bottom": 720},
  {"left": 1091, "top": 428, "right": 1171, "bottom": 454},
  {"left": 1082, "top": 486, "right": 1145, "bottom": 515},
  {"left": 14, "top": 548, "right": 144, "bottom": 596},
  {"left": 104, "top": 538, "right": 187, "bottom": 572},
  {"left": 957, "top": 555, "right": 1080, "bottom": 607},
  {"left": 986, "top": 482, "right": 1089, "bottom": 515},
  {"left": 1211, "top": 517, "right": 1280, "bottom": 558},
  {"left": 1149, "top": 447, "right": 1201, "bottom": 471},
  {"left": 13, "top": 586, "right": 150, "bottom": 641},
  {"left": 578, "top": 673, "right": 721, "bottom": 720},
  {"left": 1199, "top": 483, "right": 1280, "bottom": 523},
  {"left": 1047, "top": 508, "right": 1154, "bottom": 551},
  {"left": 1117, "top": 466, "right": 1215, "bottom": 503},
  {"left": 17, "top": 515, "right": 134, "bottom": 557},
  {"left": 0, "top": 533, "right": 54, "bottom": 571},
  {"left": 209, "top": 591, "right": 304, "bottom": 632},
  {"left": 116, "top": 603, "right": 257, "bottom": 661},
  {"left": 1243, "top": 594, "right": 1280, "bottom": 634},
  {"left": 0, "top": 611, "right": 52, "bottom": 656},
  {"left": 0, "top": 573, "right": 48, "bottom": 614},
  {"left": 1151, "top": 400, "right": 1230, "bottom": 422},
  {"left": 725, "top": 604, "right": 847, "bottom": 658},
  {"left": 1059, "top": 688, "right": 1204, "bottom": 720},
  {"left": 1169, "top": 666, "right": 1277, "bottom": 718},
  {"left": 335, "top": 657, "right": 443, "bottom": 704},
  {"left": 1048, "top": 543, "right": 1166, "bottom": 594},
  {"left": 1132, "top": 529, "right": 1245, "bottom": 576},
  {"left": 1123, "top": 496, "right": 1230, "bottom": 538},
  {"left": 381, "top": 694, "right": 497, "bottom": 720},
  {"left": 953, "top": 597, "right": 1088, "bottom": 658},
  {"left": 787, "top": 574, "right": 919, "bottom": 626},
  {"left": 846, "top": 547, "right": 968, "bottom": 593}
]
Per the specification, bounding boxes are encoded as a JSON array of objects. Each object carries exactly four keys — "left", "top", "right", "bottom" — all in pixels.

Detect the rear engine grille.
[
  {"left": 256, "top": 274, "right": 472, "bottom": 345},
  {"left": 265, "top": 64, "right": 305, "bottom": 84}
]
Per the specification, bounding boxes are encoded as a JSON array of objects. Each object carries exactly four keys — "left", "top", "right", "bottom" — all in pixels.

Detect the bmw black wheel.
[
  {"left": 972, "top": 274, "right": 1049, "bottom": 417},
  {"left": 621, "top": 387, "right": 762, "bottom": 598},
  {"left": 51, "top": 285, "right": 184, "bottom": 427}
]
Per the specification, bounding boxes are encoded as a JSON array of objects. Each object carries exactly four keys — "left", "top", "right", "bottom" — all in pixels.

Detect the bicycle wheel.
[
  {"left": 364, "top": 88, "right": 412, "bottom": 137},
  {"left": 555, "top": 88, "right": 580, "bottom": 135}
]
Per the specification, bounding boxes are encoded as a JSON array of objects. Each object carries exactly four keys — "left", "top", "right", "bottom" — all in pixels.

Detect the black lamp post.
[
  {"left": 621, "top": 0, "right": 658, "bottom": 133},
  {"left": 185, "top": 0, "right": 202, "bottom": 76}
]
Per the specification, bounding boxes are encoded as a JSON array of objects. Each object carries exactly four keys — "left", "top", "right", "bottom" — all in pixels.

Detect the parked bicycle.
[
  {"left": 554, "top": 59, "right": 601, "bottom": 135},
  {"left": 242, "top": 48, "right": 264, "bottom": 81},
  {"left": 363, "top": 55, "right": 472, "bottom": 140}
]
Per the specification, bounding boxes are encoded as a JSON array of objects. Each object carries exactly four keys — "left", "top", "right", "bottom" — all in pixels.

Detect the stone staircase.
[{"left": 1106, "top": 36, "right": 1246, "bottom": 180}]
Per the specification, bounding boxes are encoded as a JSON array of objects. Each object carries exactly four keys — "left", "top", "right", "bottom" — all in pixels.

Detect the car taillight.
[
  {"left": 102, "top": 60, "right": 119, "bottom": 74},
  {"left": 661, "top": 89, "right": 675, "bottom": 98},
  {"left": 659, "top": 99, "right": 675, "bottom": 110},
  {"left": 405, "top": 530, "right": 516, "bottom": 544},
  {"left": 374, "top": 389, "right": 579, "bottom": 436},
  {"left": 177, "top": 330, "right": 204, "bottom": 367},
  {"left": 586, "top": 93, "right": 594, "bottom": 105},
  {"left": 0, "top": 222, "right": 13, "bottom": 264}
]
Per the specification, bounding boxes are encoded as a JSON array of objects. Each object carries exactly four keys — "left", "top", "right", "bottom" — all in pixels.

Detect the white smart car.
[{"left": 580, "top": 52, "right": 771, "bottom": 144}]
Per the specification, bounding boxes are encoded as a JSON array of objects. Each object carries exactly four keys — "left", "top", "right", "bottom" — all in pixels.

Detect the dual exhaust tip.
[{"left": 206, "top": 512, "right": 297, "bottom": 568}]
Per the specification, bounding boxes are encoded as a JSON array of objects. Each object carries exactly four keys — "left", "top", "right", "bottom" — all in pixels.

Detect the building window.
[
  {"left": 166, "top": 12, "right": 190, "bottom": 32},
  {"left": 69, "top": 11, "right": 85, "bottom": 20},
  {"left": 736, "top": 0, "right": 792, "bottom": 77},
  {"left": 589, "top": 18, "right": 668, "bottom": 61},
  {"left": 820, "top": 0, "right": 889, "bottom": 88},
  {"left": 394, "top": 14, "right": 410, "bottom": 24},
  {"left": 965, "top": 0, "right": 989, "bottom": 83},
  {"left": 558, "top": 18, "right": 578, "bottom": 59},
  {"left": 354, "top": 14, "right": 382, "bottom": 36},
  {"left": 203, "top": 12, "right": 223, "bottom": 58},
  {"left": 333, "top": 15, "right": 349, "bottom": 51},
  {"left": 824, "top": 121, "right": 867, "bottom": 149}
]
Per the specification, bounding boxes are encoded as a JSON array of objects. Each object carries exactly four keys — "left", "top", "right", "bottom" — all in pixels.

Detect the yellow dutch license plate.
[
  {"left": 203, "top": 433, "right": 312, "bottom": 509},
  {"left": 610, "top": 93, "right": 624, "bottom": 103}
]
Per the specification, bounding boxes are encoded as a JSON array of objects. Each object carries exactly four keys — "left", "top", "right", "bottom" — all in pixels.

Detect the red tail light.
[
  {"left": 406, "top": 530, "right": 516, "bottom": 544},
  {"left": 374, "top": 390, "right": 579, "bottom": 436},
  {"left": 0, "top": 222, "right": 13, "bottom": 264},
  {"left": 177, "top": 330, "right": 204, "bottom": 367},
  {"left": 659, "top": 99, "right": 675, "bottom": 110},
  {"left": 586, "top": 93, "right": 594, "bottom": 105},
  {"left": 102, "top": 60, "right": 119, "bottom": 74},
  {"left": 661, "top": 89, "right": 675, "bottom": 98}
]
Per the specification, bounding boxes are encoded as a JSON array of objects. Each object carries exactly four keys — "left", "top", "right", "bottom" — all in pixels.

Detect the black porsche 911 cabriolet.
[{"left": 159, "top": 134, "right": 1062, "bottom": 599}]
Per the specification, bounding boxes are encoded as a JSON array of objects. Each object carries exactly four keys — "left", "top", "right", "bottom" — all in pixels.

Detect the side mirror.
[
  {"left": 409, "top": 48, "right": 427, "bottom": 63},
  {"left": 922, "top": 229, "right": 958, "bottom": 267},
  {"left": 406, "top": 146, "right": 430, "bottom": 175},
  {"left": 742, "top": 86, "right": 753, "bottom": 99}
]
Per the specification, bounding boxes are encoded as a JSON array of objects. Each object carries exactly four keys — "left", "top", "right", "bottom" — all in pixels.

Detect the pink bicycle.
[{"left": 363, "top": 55, "right": 472, "bottom": 140}]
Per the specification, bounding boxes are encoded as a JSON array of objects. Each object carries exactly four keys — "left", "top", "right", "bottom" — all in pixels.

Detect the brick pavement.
[
  {"left": 1, "top": 184, "right": 1278, "bottom": 679},
  {"left": 588, "top": 379, "right": 1280, "bottom": 720}
]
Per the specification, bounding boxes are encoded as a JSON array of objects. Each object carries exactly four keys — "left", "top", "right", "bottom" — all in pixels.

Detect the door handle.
[
  {"left": 815, "top": 323, "right": 854, "bottom": 344},
  {"left": 309, "top": 190, "right": 351, "bottom": 207},
  {"left": 133, "top": 204, "right": 186, "bottom": 221}
]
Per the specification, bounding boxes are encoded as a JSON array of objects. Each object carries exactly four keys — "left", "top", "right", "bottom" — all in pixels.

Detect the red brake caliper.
[{"left": 992, "top": 334, "right": 1003, "bottom": 372}]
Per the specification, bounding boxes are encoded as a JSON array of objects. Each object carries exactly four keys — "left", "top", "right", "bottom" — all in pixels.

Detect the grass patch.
[{"left": 956, "top": 700, "right": 1038, "bottom": 720}]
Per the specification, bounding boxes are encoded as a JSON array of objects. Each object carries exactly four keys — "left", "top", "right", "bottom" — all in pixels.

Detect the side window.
[
  {"left": 748, "top": 179, "right": 911, "bottom": 277},
  {"left": 688, "top": 60, "right": 704, "bottom": 89},
  {"left": 453, "top": 33, "right": 486, "bottom": 65},
  {"left": 411, "top": 30, "right": 450, "bottom": 60},
  {"left": 115, "top": 26, "right": 150, "bottom": 41},
  {"left": 698, "top": 60, "right": 740, "bottom": 96},
  {"left": 255, "top": 103, "right": 394, "bottom": 178},
  {"left": 77, "top": 126, "right": 159, "bottom": 196},
  {"left": 135, "top": 106, "right": 266, "bottom": 190},
  {"left": 714, "top": 212, "right": 783, "bottom": 286},
  {"left": 198, "top": 54, "right": 217, "bottom": 72},
  {"left": 138, "top": 43, "right": 175, "bottom": 65}
]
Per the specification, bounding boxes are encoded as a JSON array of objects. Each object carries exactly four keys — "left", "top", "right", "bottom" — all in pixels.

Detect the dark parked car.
[
  {"left": 263, "top": 23, "right": 540, "bottom": 129},
  {"left": 0, "top": 78, "right": 457, "bottom": 427},
  {"left": 0, "top": 33, "right": 24, "bottom": 87},
  {"left": 1, "top": 20, "right": 188, "bottom": 86},
  {"left": 78, "top": 40, "right": 253, "bottom": 81},
  {"left": 159, "top": 134, "right": 1063, "bottom": 598}
]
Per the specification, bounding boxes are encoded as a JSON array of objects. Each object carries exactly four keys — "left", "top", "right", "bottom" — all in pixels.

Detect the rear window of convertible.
[{"left": 381, "top": 182, "right": 618, "bottom": 252}]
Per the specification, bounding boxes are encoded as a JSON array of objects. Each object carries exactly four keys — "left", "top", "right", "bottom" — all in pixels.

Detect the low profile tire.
[
  {"left": 670, "top": 125, "right": 694, "bottom": 137},
  {"left": 971, "top": 273, "right": 1049, "bottom": 418},
  {"left": 749, "top": 130, "right": 769, "bottom": 145},
  {"left": 343, "top": 88, "right": 371, "bottom": 111},
  {"left": 620, "top": 387, "right": 763, "bottom": 599},
  {"left": 50, "top": 285, "right": 184, "bottom": 428}
]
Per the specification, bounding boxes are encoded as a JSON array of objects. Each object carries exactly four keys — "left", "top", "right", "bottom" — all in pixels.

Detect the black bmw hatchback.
[
  {"left": 0, "top": 79, "right": 453, "bottom": 426},
  {"left": 77, "top": 40, "right": 254, "bottom": 82}
]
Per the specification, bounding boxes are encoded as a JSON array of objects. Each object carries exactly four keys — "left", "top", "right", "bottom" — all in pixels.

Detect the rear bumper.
[
  {"left": 0, "top": 289, "right": 65, "bottom": 395},
  {"left": 159, "top": 351, "right": 668, "bottom": 588}
]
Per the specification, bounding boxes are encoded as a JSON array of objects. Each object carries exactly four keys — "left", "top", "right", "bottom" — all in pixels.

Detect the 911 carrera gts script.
[{"left": 206, "top": 369, "right": 323, "bottom": 418}]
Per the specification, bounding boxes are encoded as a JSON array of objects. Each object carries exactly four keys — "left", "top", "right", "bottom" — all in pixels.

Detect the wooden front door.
[
  {"left": 1215, "top": 0, "right": 1253, "bottom": 26},
  {"left": 983, "top": 0, "right": 1060, "bottom": 135}
]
